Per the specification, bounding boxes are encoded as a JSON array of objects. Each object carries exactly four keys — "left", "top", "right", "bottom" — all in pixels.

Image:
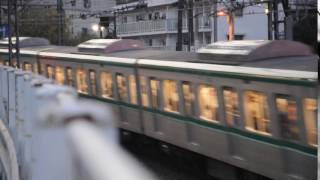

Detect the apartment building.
[
  {"left": 64, "top": 0, "right": 115, "bottom": 37},
  {"left": 113, "top": 0, "right": 271, "bottom": 51}
]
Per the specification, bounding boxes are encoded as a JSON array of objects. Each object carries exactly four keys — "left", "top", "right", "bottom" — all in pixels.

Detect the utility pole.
[
  {"left": 57, "top": 0, "right": 63, "bottom": 45},
  {"left": 7, "top": 0, "right": 13, "bottom": 66},
  {"left": 14, "top": 0, "right": 20, "bottom": 68},
  {"left": 187, "top": 0, "right": 193, "bottom": 51},
  {"left": 0, "top": 0, "right": 2, "bottom": 27},
  {"left": 211, "top": 0, "right": 218, "bottom": 42},
  {"left": 176, "top": 0, "right": 184, "bottom": 51},
  {"left": 267, "top": 1, "right": 273, "bottom": 40},
  {"left": 273, "top": 0, "right": 279, "bottom": 40}
]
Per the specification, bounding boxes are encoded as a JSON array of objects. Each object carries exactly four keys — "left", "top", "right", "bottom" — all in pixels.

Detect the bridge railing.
[{"left": 0, "top": 65, "right": 156, "bottom": 180}]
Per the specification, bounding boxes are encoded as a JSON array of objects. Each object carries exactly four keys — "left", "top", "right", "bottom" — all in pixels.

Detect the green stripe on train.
[{"left": 81, "top": 94, "right": 317, "bottom": 157}]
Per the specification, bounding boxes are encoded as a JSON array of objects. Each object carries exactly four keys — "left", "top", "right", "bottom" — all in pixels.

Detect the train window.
[
  {"left": 100, "top": 71, "right": 113, "bottom": 99},
  {"left": 76, "top": 69, "right": 88, "bottom": 94},
  {"left": 89, "top": 70, "right": 97, "bottom": 96},
  {"left": 129, "top": 75, "right": 137, "bottom": 104},
  {"left": 140, "top": 76, "right": 149, "bottom": 107},
  {"left": 223, "top": 87, "right": 240, "bottom": 127},
  {"left": 4, "top": 61, "right": 9, "bottom": 66},
  {"left": 66, "top": 67, "right": 74, "bottom": 87},
  {"left": 182, "top": 81, "right": 195, "bottom": 116},
  {"left": 55, "top": 66, "right": 65, "bottom": 85},
  {"left": 276, "top": 96, "right": 299, "bottom": 140},
  {"left": 116, "top": 73, "right": 128, "bottom": 101},
  {"left": 33, "top": 63, "right": 39, "bottom": 74},
  {"left": 198, "top": 84, "right": 219, "bottom": 122},
  {"left": 46, "top": 65, "right": 55, "bottom": 79},
  {"left": 150, "top": 78, "right": 161, "bottom": 108},
  {"left": 244, "top": 91, "right": 270, "bottom": 135},
  {"left": 0, "top": 60, "right": 3, "bottom": 65},
  {"left": 40, "top": 63, "right": 46, "bottom": 75},
  {"left": 23, "top": 62, "right": 33, "bottom": 72},
  {"left": 303, "top": 98, "right": 317, "bottom": 146},
  {"left": 163, "top": 80, "right": 179, "bottom": 113}
]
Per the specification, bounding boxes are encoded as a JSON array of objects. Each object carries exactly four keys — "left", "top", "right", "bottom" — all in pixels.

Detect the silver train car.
[{"left": 0, "top": 38, "right": 318, "bottom": 180}]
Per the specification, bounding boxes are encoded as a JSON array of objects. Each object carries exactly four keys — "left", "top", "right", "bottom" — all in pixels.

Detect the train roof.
[
  {"left": 0, "top": 39, "right": 317, "bottom": 72},
  {"left": 0, "top": 37, "right": 50, "bottom": 48},
  {"left": 77, "top": 39, "right": 145, "bottom": 53}
]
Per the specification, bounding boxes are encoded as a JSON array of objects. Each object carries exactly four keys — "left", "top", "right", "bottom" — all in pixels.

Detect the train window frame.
[
  {"left": 55, "top": 66, "right": 65, "bottom": 85},
  {"left": 33, "top": 62, "right": 39, "bottom": 74},
  {"left": 46, "top": 65, "right": 55, "bottom": 79},
  {"left": 140, "top": 76, "right": 150, "bottom": 107},
  {"left": 303, "top": 98, "right": 317, "bottom": 146},
  {"left": 182, "top": 81, "right": 195, "bottom": 116},
  {"left": 66, "top": 67, "right": 75, "bottom": 87},
  {"left": 163, "top": 80, "right": 180, "bottom": 113},
  {"left": 128, "top": 75, "right": 138, "bottom": 104},
  {"left": 100, "top": 71, "right": 114, "bottom": 99},
  {"left": 76, "top": 68, "right": 89, "bottom": 94},
  {"left": 89, "top": 70, "right": 97, "bottom": 96},
  {"left": 275, "top": 95, "right": 300, "bottom": 141},
  {"left": 116, "top": 73, "right": 129, "bottom": 102},
  {"left": 243, "top": 90, "right": 271, "bottom": 136},
  {"left": 40, "top": 63, "right": 46, "bottom": 75},
  {"left": 223, "top": 87, "right": 241, "bottom": 127},
  {"left": 198, "top": 84, "right": 219, "bottom": 122},
  {"left": 150, "top": 78, "right": 161, "bottom": 109},
  {"left": 23, "top": 62, "right": 33, "bottom": 72}
]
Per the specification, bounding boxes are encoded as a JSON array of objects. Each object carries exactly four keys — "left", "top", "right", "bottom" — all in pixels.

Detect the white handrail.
[
  {"left": 0, "top": 118, "right": 19, "bottom": 180},
  {"left": 67, "top": 120, "right": 156, "bottom": 180},
  {"left": 0, "top": 64, "right": 157, "bottom": 180}
]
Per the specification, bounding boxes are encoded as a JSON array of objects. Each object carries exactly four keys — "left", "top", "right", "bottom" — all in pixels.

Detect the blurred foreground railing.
[{"left": 0, "top": 65, "right": 156, "bottom": 180}]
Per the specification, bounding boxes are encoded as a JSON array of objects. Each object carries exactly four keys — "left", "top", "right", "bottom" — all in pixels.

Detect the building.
[
  {"left": 0, "top": 0, "right": 115, "bottom": 39},
  {"left": 113, "top": 0, "right": 271, "bottom": 51},
  {"left": 63, "top": 0, "right": 115, "bottom": 38}
]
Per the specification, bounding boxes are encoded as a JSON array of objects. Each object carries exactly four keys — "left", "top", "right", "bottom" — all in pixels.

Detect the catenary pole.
[
  {"left": 14, "top": 0, "right": 20, "bottom": 68},
  {"left": 176, "top": 0, "right": 184, "bottom": 51},
  {"left": 7, "top": 0, "right": 13, "bottom": 66}
]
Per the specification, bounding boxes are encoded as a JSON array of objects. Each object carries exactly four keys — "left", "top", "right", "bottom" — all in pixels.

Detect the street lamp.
[
  {"left": 92, "top": 24, "right": 105, "bottom": 38},
  {"left": 216, "top": 10, "right": 234, "bottom": 41},
  {"left": 92, "top": 24, "right": 99, "bottom": 32}
]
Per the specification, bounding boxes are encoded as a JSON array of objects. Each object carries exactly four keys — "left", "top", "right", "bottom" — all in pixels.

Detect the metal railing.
[
  {"left": 117, "top": 18, "right": 212, "bottom": 36},
  {"left": 0, "top": 65, "right": 156, "bottom": 180}
]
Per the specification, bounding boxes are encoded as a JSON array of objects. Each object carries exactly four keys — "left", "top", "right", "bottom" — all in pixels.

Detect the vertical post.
[
  {"left": 273, "top": 0, "right": 279, "bottom": 40},
  {"left": 14, "top": 0, "right": 20, "bottom": 68},
  {"left": 99, "top": 25, "right": 103, "bottom": 38},
  {"left": 267, "top": 1, "right": 273, "bottom": 40},
  {"left": 57, "top": 0, "right": 63, "bottom": 45},
  {"left": 113, "top": 12, "right": 117, "bottom": 39},
  {"left": 176, "top": 0, "right": 184, "bottom": 51},
  {"left": 187, "top": 0, "right": 194, "bottom": 51},
  {"left": 7, "top": 0, "right": 13, "bottom": 67},
  {"left": 0, "top": 0, "right": 2, "bottom": 27},
  {"left": 211, "top": 0, "right": 218, "bottom": 42},
  {"left": 227, "top": 13, "right": 234, "bottom": 41},
  {"left": 193, "top": 7, "right": 200, "bottom": 49}
]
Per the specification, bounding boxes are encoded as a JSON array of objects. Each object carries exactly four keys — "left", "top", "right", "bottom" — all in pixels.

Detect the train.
[{"left": 0, "top": 37, "right": 317, "bottom": 180}]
